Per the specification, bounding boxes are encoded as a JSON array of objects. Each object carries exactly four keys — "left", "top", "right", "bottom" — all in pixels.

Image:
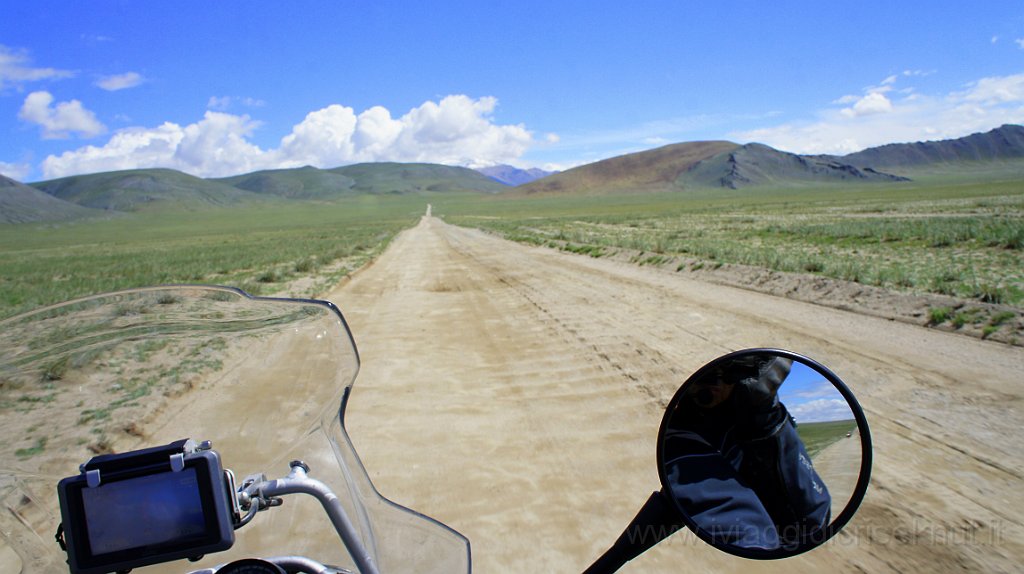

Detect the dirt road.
[
  {"left": 810, "top": 433, "right": 862, "bottom": 521},
  {"left": 327, "top": 215, "right": 1024, "bottom": 573}
]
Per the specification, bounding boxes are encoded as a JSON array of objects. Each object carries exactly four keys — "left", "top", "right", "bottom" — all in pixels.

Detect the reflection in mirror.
[
  {"left": 777, "top": 360, "right": 860, "bottom": 521},
  {"left": 658, "top": 349, "right": 870, "bottom": 559}
]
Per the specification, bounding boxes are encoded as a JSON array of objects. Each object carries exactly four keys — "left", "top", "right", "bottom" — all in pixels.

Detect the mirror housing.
[{"left": 657, "top": 348, "right": 872, "bottom": 559}]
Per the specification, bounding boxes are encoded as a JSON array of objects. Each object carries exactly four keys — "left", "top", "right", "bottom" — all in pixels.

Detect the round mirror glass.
[{"left": 657, "top": 349, "right": 871, "bottom": 559}]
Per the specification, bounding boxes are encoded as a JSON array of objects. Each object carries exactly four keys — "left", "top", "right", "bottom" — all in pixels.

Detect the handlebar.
[{"left": 195, "top": 461, "right": 382, "bottom": 574}]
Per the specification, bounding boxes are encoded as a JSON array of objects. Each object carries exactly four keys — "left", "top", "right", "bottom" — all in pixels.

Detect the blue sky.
[
  {"left": 778, "top": 361, "right": 854, "bottom": 424},
  {"left": 2, "top": 1, "right": 1023, "bottom": 181}
]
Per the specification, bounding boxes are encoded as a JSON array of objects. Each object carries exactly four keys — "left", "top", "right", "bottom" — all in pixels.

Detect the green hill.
[
  {"left": 32, "top": 168, "right": 265, "bottom": 212},
  {"left": 218, "top": 162, "right": 505, "bottom": 197},
  {"left": 1, "top": 175, "right": 100, "bottom": 223},
  {"left": 215, "top": 166, "right": 357, "bottom": 199},
  {"left": 331, "top": 162, "right": 507, "bottom": 194}
]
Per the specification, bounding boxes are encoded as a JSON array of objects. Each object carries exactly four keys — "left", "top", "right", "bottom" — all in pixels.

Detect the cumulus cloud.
[
  {"left": 840, "top": 92, "right": 893, "bottom": 118},
  {"left": 19, "top": 91, "right": 106, "bottom": 139},
  {"left": 0, "top": 45, "right": 74, "bottom": 90},
  {"left": 0, "top": 161, "right": 32, "bottom": 181},
  {"left": 731, "top": 72, "right": 1024, "bottom": 155},
  {"left": 41, "top": 95, "right": 534, "bottom": 178},
  {"left": 276, "top": 104, "right": 360, "bottom": 167},
  {"left": 96, "top": 72, "right": 144, "bottom": 91},
  {"left": 43, "top": 123, "right": 185, "bottom": 177},
  {"left": 39, "top": 112, "right": 264, "bottom": 178}
]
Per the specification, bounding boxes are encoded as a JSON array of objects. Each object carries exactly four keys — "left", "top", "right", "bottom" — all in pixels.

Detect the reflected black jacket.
[{"left": 663, "top": 401, "right": 831, "bottom": 550}]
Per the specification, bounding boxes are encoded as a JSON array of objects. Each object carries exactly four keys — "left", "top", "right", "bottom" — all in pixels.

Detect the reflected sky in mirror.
[{"left": 778, "top": 361, "right": 854, "bottom": 424}]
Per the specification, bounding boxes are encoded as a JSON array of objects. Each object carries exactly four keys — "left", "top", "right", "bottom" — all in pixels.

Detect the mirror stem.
[{"left": 582, "top": 490, "right": 683, "bottom": 574}]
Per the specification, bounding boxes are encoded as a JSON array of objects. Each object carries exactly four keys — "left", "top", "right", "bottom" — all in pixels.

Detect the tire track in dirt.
[{"left": 326, "top": 216, "right": 1024, "bottom": 573}]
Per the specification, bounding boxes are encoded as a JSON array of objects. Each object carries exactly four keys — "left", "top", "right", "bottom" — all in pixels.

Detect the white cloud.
[
  {"left": 39, "top": 112, "right": 267, "bottom": 179},
  {"left": 276, "top": 104, "right": 359, "bottom": 166},
  {"left": 207, "top": 96, "right": 232, "bottom": 111},
  {"left": 40, "top": 95, "right": 534, "bottom": 178},
  {"left": 959, "top": 74, "right": 1024, "bottom": 104},
  {"left": 1016, "top": 38, "right": 1024, "bottom": 49},
  {"left": 96, "top": 72, "right": 144, "bottom": 91},
  {"left": 351, "top": 106, "right": 403, "bottom": 157},
  {"left": 19, "top": 91, "right": 106, "bottom": 139},
  {"left": 0, "top": 45, "right": 74, "bottom": 90},
  {"left": 731, "top": 72, "right": 1024, "bottom": 155},
  {"left": 207, "top": 96, "right": 267, "bottom": 111},
  {"left": 42, "top": 122, "right": 186, "bottom": 177},
  {"left": 174, "top": 112, "right": 267, "bottom": 176},
  {"left": 0, "top": 161, "right": 31, "bottom": 181},
  {"left": 840, "top": 92, "right": 894, "bottom": 118},
  {"left": 992, "top": 36, "right": 1000, "bottom": 44},
  {"left": 642, "top": 136, "right": 670, "bottom": 146},
  {"left": 788, "top": 398, "right": 854, "bottom": 423}
]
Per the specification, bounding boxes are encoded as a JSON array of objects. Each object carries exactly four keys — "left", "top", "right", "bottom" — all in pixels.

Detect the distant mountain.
[
  {"left": 215, "top": 166, "right": 356, "bottom": 199},
  {"left": 515, "top": 139, "right": 907, "bottom": 195},
  {"left": 476, "top": 164, "right": 556, "bottom": 186},
  {"left": 32, "top": 168, "right": 263, "bottom": 212},
  {"left": 517, "top": 141, "right": 740, "bottom": 195},
  {"left": 0, "top": 175, "right": 98, "bottom": 223},
  {"left": 330, "top": 162, "right": 507, "bottom": 194},
  {"left": 680, "top": 143, "right": 909, "bottom": 189},
  {"left": 836, "top": 124, "right": 1024, "bottom": 170}
]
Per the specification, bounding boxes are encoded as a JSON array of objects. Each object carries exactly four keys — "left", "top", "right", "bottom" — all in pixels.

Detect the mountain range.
[
  {"left": 833, "top": 123, "right": 1024, "bottom": 169},
  {"left": 3, "top": 124, "right": 1022, "bottom": 223},
  {"left": 517, "top": 124, "right": 1024, "bottom": 195},
  {"left": 476, "top": 164, "right": 557, "bottom": 186}
]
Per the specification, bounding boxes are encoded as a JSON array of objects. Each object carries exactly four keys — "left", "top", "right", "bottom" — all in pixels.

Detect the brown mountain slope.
[{"left": 516, "top": 140, "right": 739, "bottom": 195}]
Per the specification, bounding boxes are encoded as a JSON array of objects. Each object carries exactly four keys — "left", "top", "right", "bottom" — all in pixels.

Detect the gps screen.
[{"left": 81, "top": 468, "right": 208, "bottom": 555}]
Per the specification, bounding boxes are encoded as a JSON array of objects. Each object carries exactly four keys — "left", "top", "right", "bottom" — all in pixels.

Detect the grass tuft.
[
  {"left": 928, "top": 307, "right": 953, "bottom": 325},
  {"left": 15, "top": 437, "right": 47, "bottom": 459}
]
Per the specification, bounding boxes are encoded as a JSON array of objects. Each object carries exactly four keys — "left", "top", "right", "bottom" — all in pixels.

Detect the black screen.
[{"left": 81, "top": 467, "right": 207, "bottom": 555}]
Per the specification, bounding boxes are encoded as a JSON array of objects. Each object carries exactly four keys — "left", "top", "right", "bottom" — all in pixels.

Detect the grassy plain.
[
  {"left": 796, "top": 419, "right": 858, "bottom": 459},
  {"left": 436, "top": 175, "right": 1024, "bottom": 334},
  {"left": 0, "top": 195, "right": 426, "bottom": 320},
  {"left": 4, "top": 168, "right": 1022, "bottom": 335}
]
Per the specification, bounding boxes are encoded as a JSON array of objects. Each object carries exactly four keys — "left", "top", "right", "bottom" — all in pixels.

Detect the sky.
[
  {"left": 778, "top": 361, "right": 854, "bottom": 424},
  {"left": 1, "top": 1, "right": 1023, "bottom": 182}
]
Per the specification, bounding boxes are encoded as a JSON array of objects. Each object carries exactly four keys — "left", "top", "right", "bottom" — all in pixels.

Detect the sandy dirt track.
[{"left": 327, "top": 215, "right": 1024, "bottom": 573}]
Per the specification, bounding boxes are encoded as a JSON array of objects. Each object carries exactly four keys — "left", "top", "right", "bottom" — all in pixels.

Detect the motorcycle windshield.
[{"left": 0, "top": 286, "right": 470, "bottom": 574}]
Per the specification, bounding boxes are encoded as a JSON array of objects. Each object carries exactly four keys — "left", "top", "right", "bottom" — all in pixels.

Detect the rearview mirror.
[{"left": 657, "top": 348, "right": 871, "bottom": 559}]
